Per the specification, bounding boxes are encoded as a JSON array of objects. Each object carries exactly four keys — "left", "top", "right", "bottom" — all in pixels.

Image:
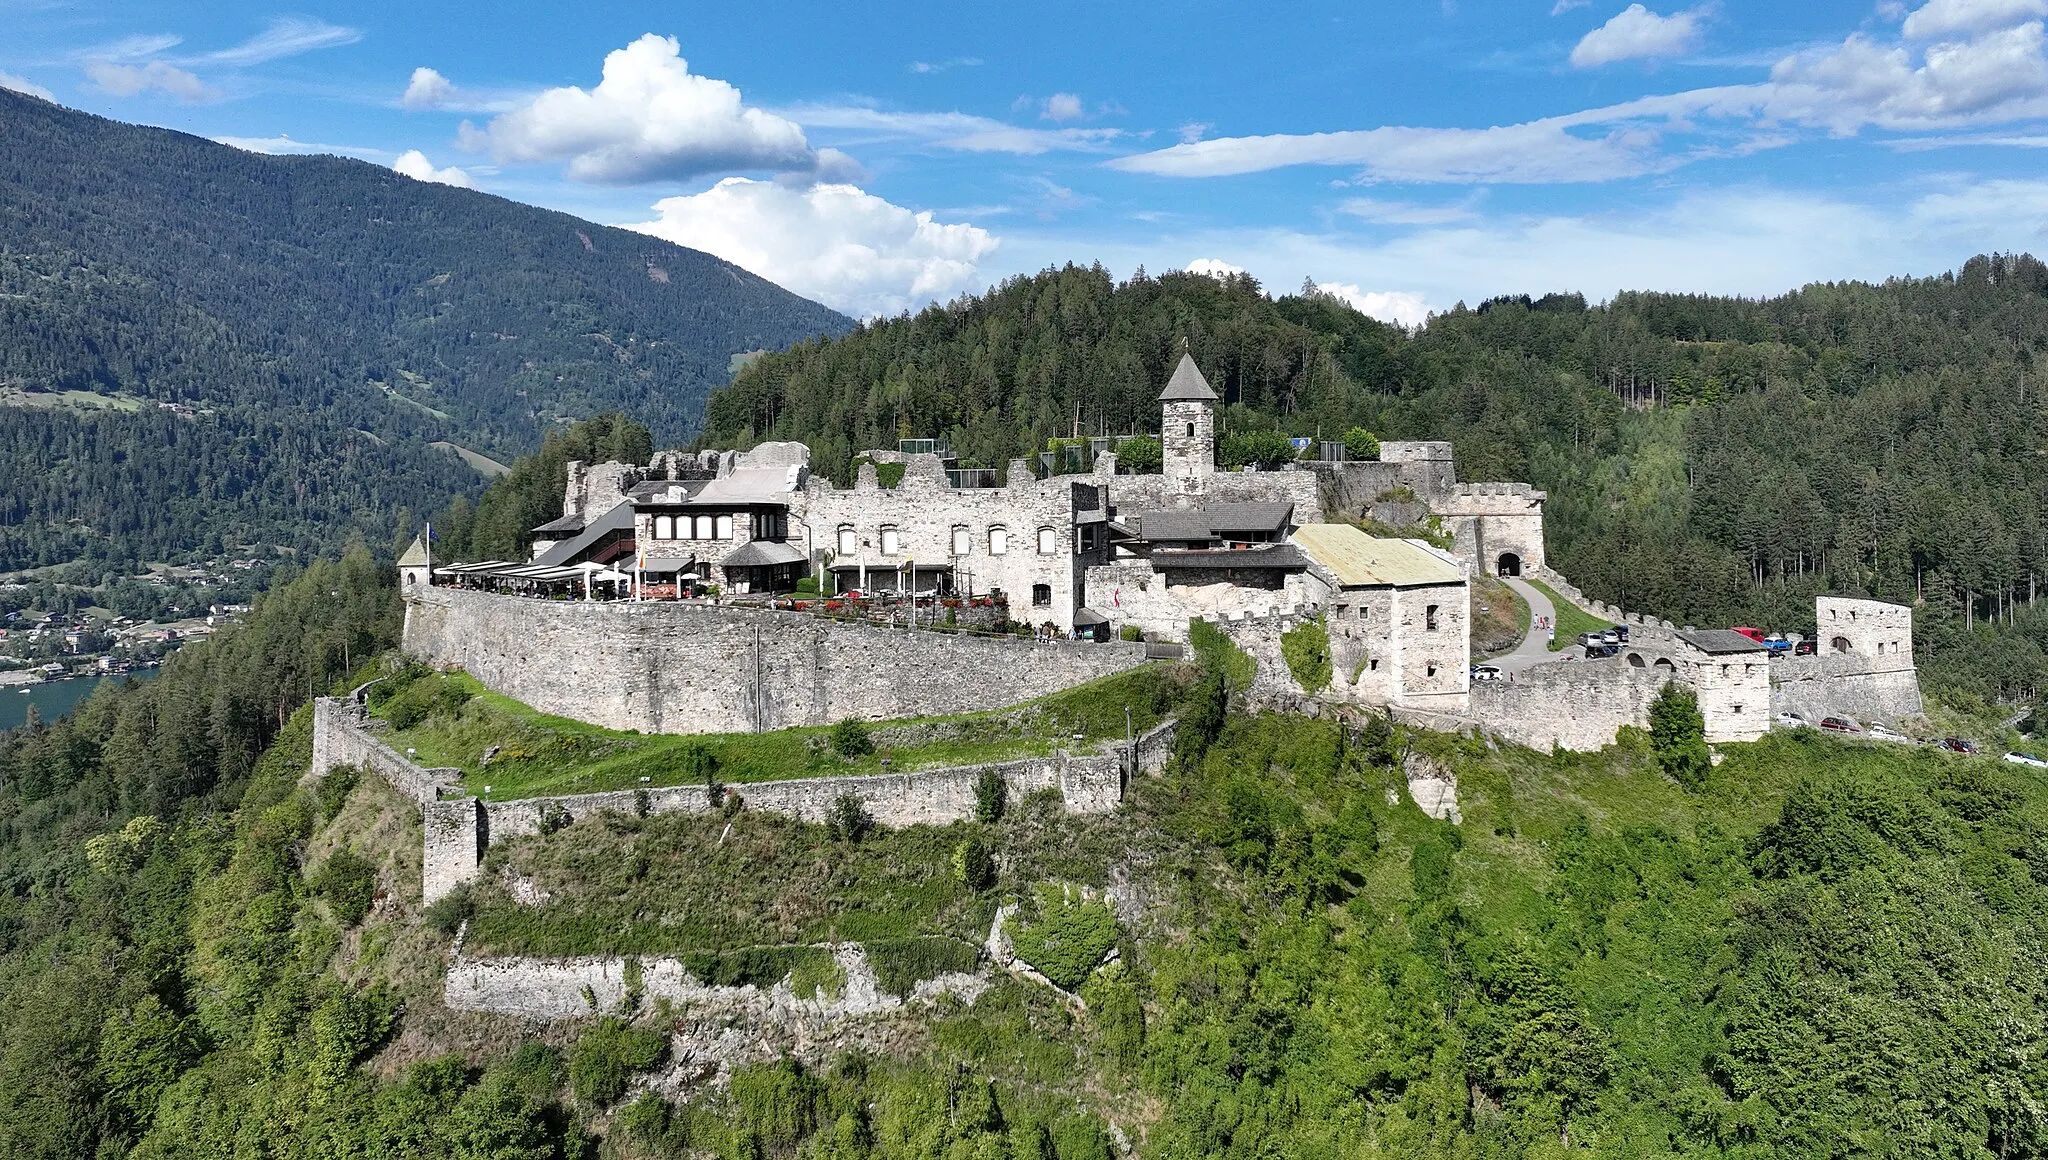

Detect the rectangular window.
[
  {"left": 678, "top": 518, "right": 696, "bottom": 541},
  {"left": 715, "top": 514, "right": 733, "bottom": 540},
  {"left": 692, "top": 515, "right": 712, "bottom": 540},
  {"left": 989, "top": 527, "right": 1008, "bottom": 555},
  {"left": 1425, "top": 604, "right": 1439, "bottom": 631},
  {"left": 655, "top": 515, "right": 674, "bottom": 539},
  {"left": 951, "top": 526, "right": 970, "bottom": 555},
  {"left": 837, "top": 526, "right": 856, "bottom": 555},
  {"left": 881, "top": 526, "right": 901, "bottom": 555},
  {"left": 1037, "top": 527, "right": 1057, "bottom": 555},
  {"left": 1032, "top": 583, "right": 1051, "bottom": 606}
]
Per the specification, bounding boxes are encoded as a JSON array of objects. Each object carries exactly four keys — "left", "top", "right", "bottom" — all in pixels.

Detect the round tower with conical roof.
[{"left": 1159, "top": 353, "right": 1218, "bottom": 488}]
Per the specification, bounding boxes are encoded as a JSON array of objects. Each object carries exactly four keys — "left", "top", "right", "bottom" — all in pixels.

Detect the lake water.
[{"left": 0, "top": 670, "right": 158, "bottom": 732}]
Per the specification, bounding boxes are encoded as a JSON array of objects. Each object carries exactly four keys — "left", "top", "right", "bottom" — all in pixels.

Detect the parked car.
[
  {"left": 1820, "top": 716, "right": 1862, "bottom": 733},
  {"left": 2005, "top": 752, "right": 2048, "bottom": 769},
  {"left": 1600, "top": 629, "right": 1621, "bottom": 646},
  {"left": 1775, "top": 712, "right": 1808, "bottom": 729},
  {"left": 1793, "top": 638, "right": 1818, "bottom": 656},
  {"left": 1578, "top": 630, "right": 1606, "bottom": 648},
  {"left": 1471, "top": 665, "right": 1503, "bottom": 682},
  {"left": 1762, "top": 634, "right": 1792, "bottom": 656},
  {"left": 1613, "top": 625, "right": 1630, "bottom": 643},
  {"left": 1867, "top": 724, "right": 1911, "bottom": 744},
  {"left": 1938, "top": 737, "right": 1980, "bottom": 754},
  {"left": 1732, "top": 626, "right": 1767, "bottom": 644},
  {"left": 1583, "top": 643, "right": 1620, "bottom": 659}
]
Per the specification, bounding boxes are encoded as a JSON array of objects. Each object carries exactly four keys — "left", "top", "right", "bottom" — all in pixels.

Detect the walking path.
[{"left": 1492, "top": 576, "right": 1577, "bottom": 674}]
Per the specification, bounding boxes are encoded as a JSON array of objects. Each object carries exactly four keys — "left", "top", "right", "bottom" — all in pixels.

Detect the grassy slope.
[
  {"left": 1470, "top": 573, "right": 1531, "bottom": 660},
  {"left": 375, "top": 664, "right": 1185, "bottom": 800},
  {"left": 1527, "top": 576, "right": 1613, "bottom": 651}
]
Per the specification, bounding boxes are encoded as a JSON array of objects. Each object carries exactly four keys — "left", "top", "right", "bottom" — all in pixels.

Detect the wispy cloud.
[
  {"left": 203, "top": 17, "right": 360, "bottom": 66},
  {"left": 213, "top": 134, "right": 390, "bottom": 160},
  {"left": 0, "top": 70, "right": 53, "bottom": 100},
  {"left": 909, "top": 56, "right": 983, "bottom": 74},
  {"left": 781, "top": 102, "right": 1124, "bottom": 154},
  {"left": 86, "top": 60, "right": 215, "bottom": 103}
]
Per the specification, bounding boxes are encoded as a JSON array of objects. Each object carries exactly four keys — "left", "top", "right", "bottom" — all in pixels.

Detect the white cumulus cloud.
[
  {"left": 625, "top": 178, "right": 999, "bottom": 318},
  {"left": 392, "top": 149, "right": 475, "bottom": 188},
  {"left": 1185, "top": 258, "right": 1247, "bottom": 279},
  {"left": 1313, "top": 283, "right": 1435, "bottom": 329},
  {"left": 1042, "top": 92, "right": 1085, "bottom": 121},
  {"left": 1902, "top": 0, "right": 2048, "bottom": 39},
  {"left": 85, "top": 60, "right": 215, "bottom": 103},
  {"left": 402, "top": 67, "right": 456, "bottom": 110},
  {"left": 1769, "top": 19, "right": 2048, "bottom": 128},
  {"left": 1570, "top": 4, "right": 1709, "bottom": 67},
  {"left": 474, "top": 34, "right": 818, "bottom": 182}
]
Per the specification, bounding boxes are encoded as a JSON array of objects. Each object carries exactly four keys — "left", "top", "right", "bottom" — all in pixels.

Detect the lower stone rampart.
[
  {"left": 1772, "top": 654, "right": 1924, "bottom": 725},
  {"left": 311, "top": 694, "right": 1137, "bottom": 905},
  {"left": 403, "top": 587, "right": 1149, "bottom": 735},
  {"left": 1470, "top": 660, "right": 1669, "bottom": 752},
  {"left": 310, "top": 697, "right": 458, "bottom": 806}
]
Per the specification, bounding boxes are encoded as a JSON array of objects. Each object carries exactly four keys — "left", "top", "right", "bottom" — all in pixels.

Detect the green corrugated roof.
[{"left": 1291, "top": 524, "right": 1463, "bottom": 587}]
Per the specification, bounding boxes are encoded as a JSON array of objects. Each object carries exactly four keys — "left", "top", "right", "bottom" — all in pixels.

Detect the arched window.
[
  {"left": 951, "top": 526, "right": 970, "bottom": 555},
  {"left": 989, "top": 527, "right": 1009, "bottom": 555},
  {"left": 1627, "top": 653, "right": 1646, "bottom": 668},
  {"left": 715, "top": 514, "right": 733, "bottom": 540},
  {"left": 692, "top": 515, "right": 712, "bottom": 539},
  {"left": 1036, "top": 526, "right": 1057, "bottom": 555},
  {"left": 837, "top": 525, "right": 856, "bottom": 555},
  {"left": 655, "top": 515, "right": 674, "bottom": 539},
  {"left": 678, "top": 517, "right": 696, "bottom": 540},
  {"left": 881, "top": 526, "right": 901, "bottom": 555},
  {"left": 1832, "top": 636, "right": 1853, "bottom": 653},
  {"left": 1185, "top": 423, "right": 1195, "bottom": 437}
]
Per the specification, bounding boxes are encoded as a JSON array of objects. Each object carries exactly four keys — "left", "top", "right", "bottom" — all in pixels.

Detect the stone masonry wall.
[
  {"left": 402, "top": 587, "right": 1148, "bottom": 735},
  {"left": 1470, "top": 660, "right": 1670, "bottom": 751},
  {"left": 1773, "top": 654, "right": 1925, "bottom": 725},
  {"left": 309, "top": 697, "right": 458, "bottom": 806},
  {"left": 312, "top": 697, "right": 1133, "bottom": 904}
]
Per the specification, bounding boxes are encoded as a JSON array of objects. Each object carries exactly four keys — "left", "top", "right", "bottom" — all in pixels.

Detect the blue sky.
[{"left": 5, "top": 0, "right": 2047, "bottom": 321}]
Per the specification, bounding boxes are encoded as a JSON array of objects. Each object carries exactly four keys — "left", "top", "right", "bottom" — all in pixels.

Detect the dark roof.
[
  {"left": 1157, "top": 353, "right": 1219, "bottom": 402},
  {"left": 1135, "top": 502, "right": 1294, "bottom": 542},
  {"left": 1150, "top": 544, "right": 1309, "bottom": 570},
  {"left": 1677, "top": 628, "right": 1767, "bottom": 655},
  {"left": 1072, "top": 607, "right": 1109, "bottom": 626},
  {"left": 530, "top": 513, "right": 586, "bottom": 534},
  {"left": 639, "top": 555, "right": 696, "bottom": 573},
  {"left": 534, "top": 501, "right": 636, "bottom": 566},
  {"left": 628, "top": 479, "right": 709, "bottom": 503},
  {"left": 721, "top": 540, "right": 807, "bottom": 567}
]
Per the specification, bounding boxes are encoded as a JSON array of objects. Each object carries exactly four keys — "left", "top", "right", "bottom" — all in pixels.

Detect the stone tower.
[
  {"left": 398, "top": 535, "right": 431, "bottom": 593},
  {"left": 1159, "top": 353, "right": 1218, "bottom": 488}
]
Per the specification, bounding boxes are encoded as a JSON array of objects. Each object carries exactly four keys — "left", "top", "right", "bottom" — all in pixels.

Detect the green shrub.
[
  {"left": 567, "top": 1017, "right": 667, "bottom": 1107},
  {"left": 681, "top": 945, "right": 837, "bottom": 990},
  {"left": 317, "top": 849, "right": 378, "bottom": 927},
  {"left": 1010, "top": 884, "right": 1118, "bottom": 991},
  {"left": 953, "top": 836, "right": 996, "bottom": 892},
  {"left": 829, "top": 718, "right": 875, "bottom": 758},
  {"left": 382, "top": 673, "right": 473, "bottom": 730},
  {"left": 1218, "top": 429, "right": 1299, "bottom": 470},
  {"left": 1342, "top": 427, "right": 1381, "bottom": 461},
  {"left": 423, "top": 882, "right": 475, "bottom": 935},
  {"left": 1119, "top": 624, "right": 1144, "bottom": 642},
  {"left": 827, "top": 793, "right": 875, "bottom": 843},
  {"left": 1649, "top": 682, "right": 1711, "bottom": 789},
  {"left": 316, "top": 763, "right": 361, "bottom": 819},
  {"left": 793, "top": 576, "right": 819, "bottom": 595},
  {"left": 1281, "top": 616, "right": 1333, "bottom": 692},
  {"left": 864, "top": 937, "right": 981, "bottom": 996},
  {"left": 1113, "top": 434, "right": 1162, "bottom": 474},
  {"left": 1188, "top": 618, "right": 1255, "bottom": 692},
  {"left": 974, "top": 767, "right": 1007, "bottom": 824}
]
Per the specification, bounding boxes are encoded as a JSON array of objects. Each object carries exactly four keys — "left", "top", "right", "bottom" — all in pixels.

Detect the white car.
[
  {"left": 1471, "top": 665, "right": 1503, "bottom": 682},
  {"left": 1775, "top": 713, "right": 1807, "bottom": 729},
  {"left": 1866, "top": 725, "right": 1912, "bottom": 744},
  {"left": 2005, "top": 752, "right": 2048, "bottom": 769}
]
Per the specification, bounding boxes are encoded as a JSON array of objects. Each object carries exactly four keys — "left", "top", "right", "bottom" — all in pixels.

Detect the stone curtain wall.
[
  {"left": 309, "top": 697, "right": 458, "bottom": 806},
  {"left": 311, "top": 695, "right": 1132, "bottom": 904},
  {"left": 1470, "top": 660, "right": 1670, "bottom": 751},
  {"left": 1772, "top": 654, "right": 1925, "bottom": 726},
  {"left": 402, "top": 587, "right": 1148, "bottom": 736}
]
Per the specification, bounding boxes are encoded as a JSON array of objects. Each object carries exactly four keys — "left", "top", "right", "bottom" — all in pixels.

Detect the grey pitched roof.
[
  {"left": 397, "top": 536, "right": 429, "bottom": 567},
  {"left": 1677, "top": 628, "right": 1768, "bottom": 655},
  {"left": 534, "top": 501, "right": 636, "bottom": 566},
  {"left": 1157, "top": 353, "right": 1219, "bottom": 402},
  {"left": 530, "top": 513, "right": 586, "bottom": 534},
  {"left": 1150, "top": 544, "right": 1309, "bottom": 570},
  {"left": 1135, "top": 502, "right": 1294, "bottom": 542},
  {"left": 721, "top": 539, "right": 808, "bottom": 567}
]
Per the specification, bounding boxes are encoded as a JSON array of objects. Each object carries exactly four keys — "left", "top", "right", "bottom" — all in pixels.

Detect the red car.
[
  {"left": 1732, "top": 626, "right": 1767, "bottom": 644},
  {"left": 1938, "top": 738, "right": 1979, "bottom": 755},
  {"left": 1820, "top": 717, "right": 1861, "bottom": 733}
]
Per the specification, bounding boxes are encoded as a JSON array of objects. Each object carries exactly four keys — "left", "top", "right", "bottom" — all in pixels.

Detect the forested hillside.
[
  {"left": 5, "top": 543, "right": 2048, "bottom": 1158},
  {"left": 0, "top": 90, "right": 849, "bottom": 570},
  {"left": 707, "top": 255, "right": 2048, "bottom": 703}
]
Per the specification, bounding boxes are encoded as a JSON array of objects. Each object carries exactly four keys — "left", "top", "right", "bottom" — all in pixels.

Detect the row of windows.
[
  {"left": 654, "top": 514, "right": 734, "bottom": 541},
  {"left": 836, "top": 525, "right": 1058, "bottom": 557}
]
